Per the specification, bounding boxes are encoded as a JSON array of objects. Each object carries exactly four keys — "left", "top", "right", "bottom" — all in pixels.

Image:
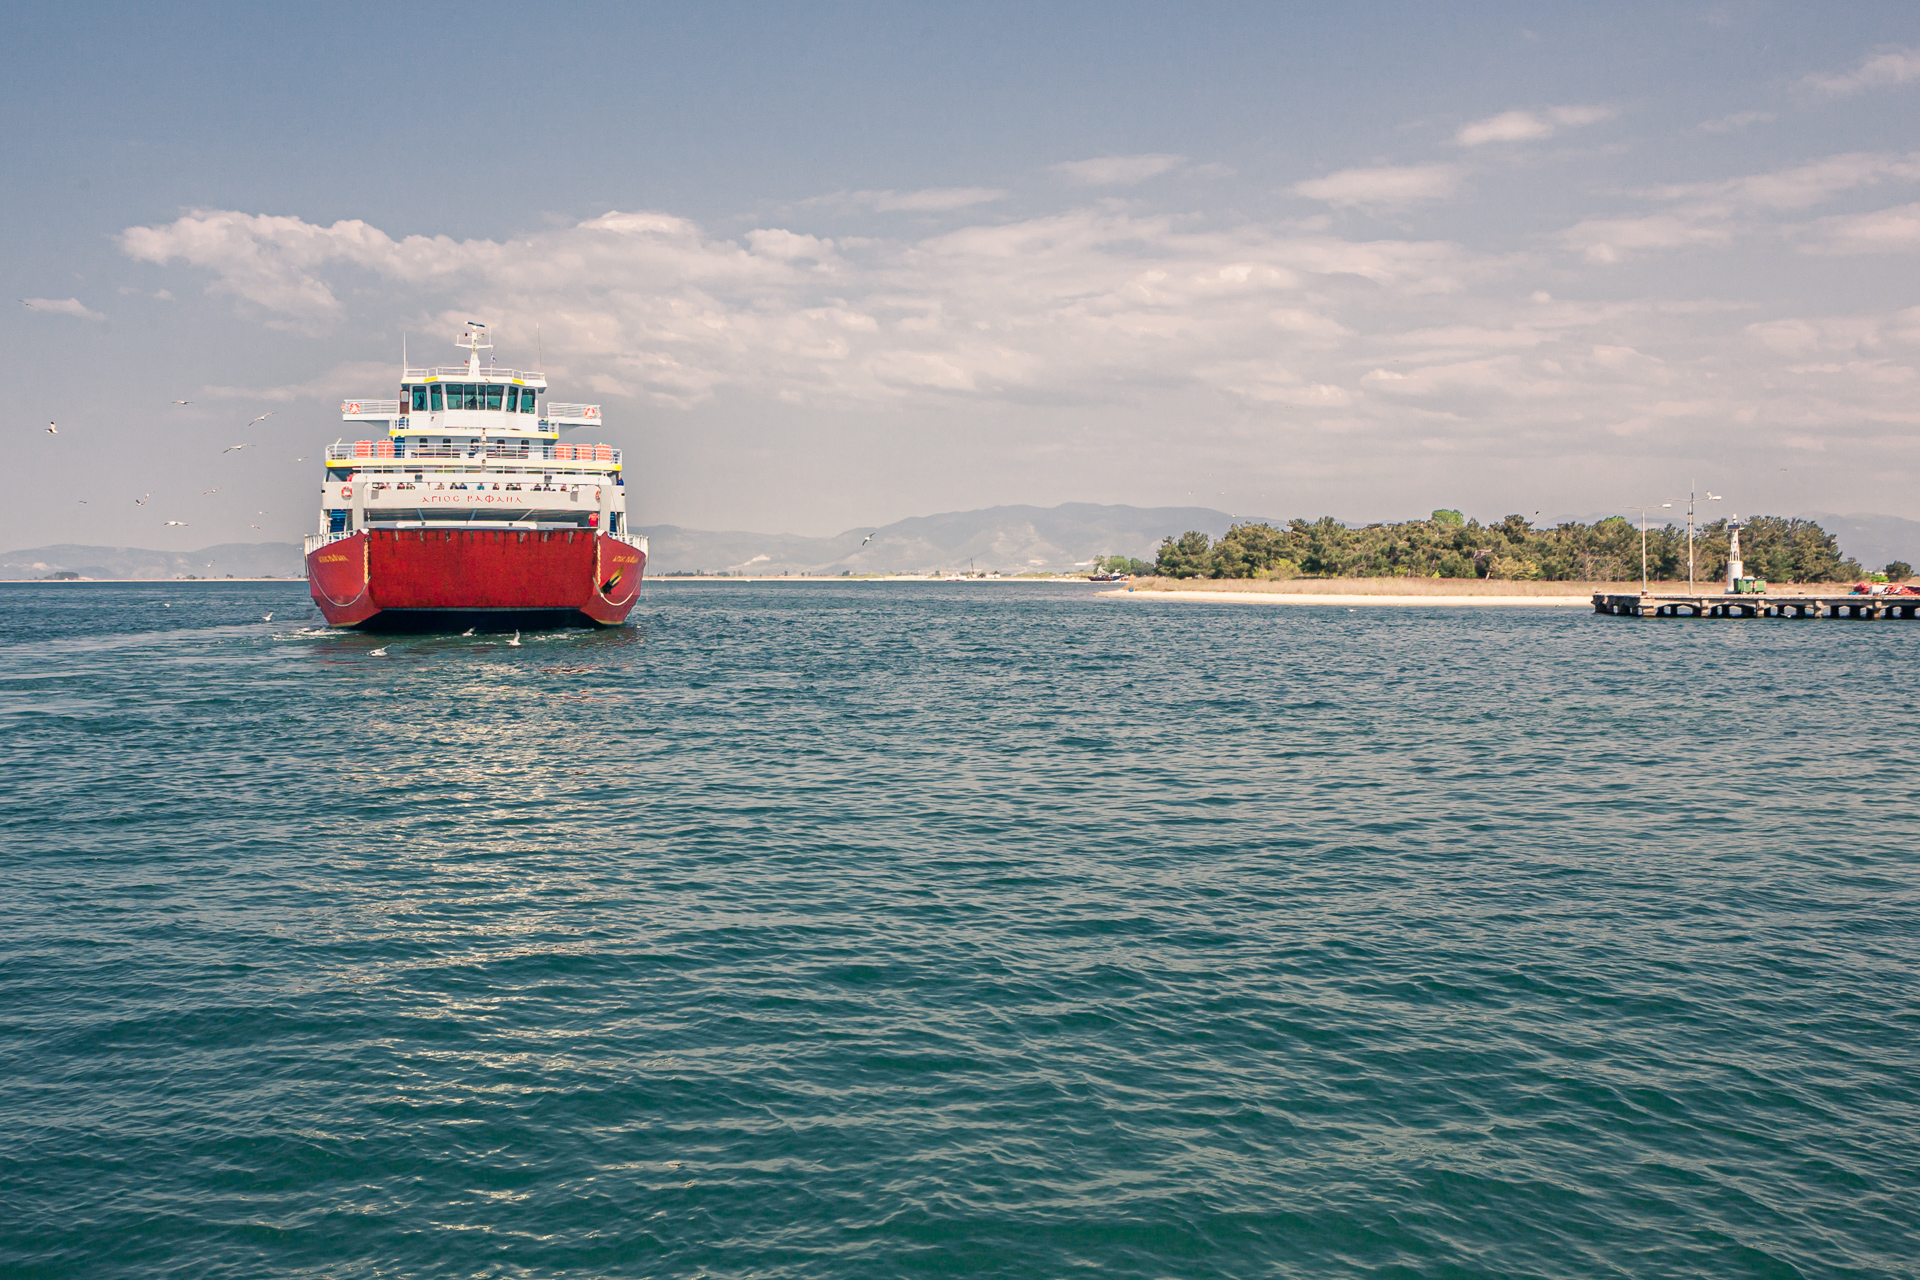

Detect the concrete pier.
[{"left": 1592, "top": 591, "right": 1920, "bottom": 619}]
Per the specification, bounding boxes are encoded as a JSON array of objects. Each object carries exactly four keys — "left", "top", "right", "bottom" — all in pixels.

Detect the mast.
[{"left": 462, "top": 321, "right": 490, "bottom": 375}]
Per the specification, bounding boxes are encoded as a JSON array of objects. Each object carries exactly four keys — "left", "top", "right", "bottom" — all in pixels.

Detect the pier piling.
[{"left": 1591, "top": 592, "right": 1920, "bottom": 620}]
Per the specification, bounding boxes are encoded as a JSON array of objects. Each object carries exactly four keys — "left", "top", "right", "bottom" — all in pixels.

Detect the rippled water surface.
[{"left": 3, "top": 580, "right": 1917, "bottom": 1278}]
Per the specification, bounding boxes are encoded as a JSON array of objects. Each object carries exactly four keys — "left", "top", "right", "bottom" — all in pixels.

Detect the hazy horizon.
[
  {"left": 8, "top": 501, "right": 1916, "bottom": 580},
  {"left": 10, "top": 2, "right": 1920, "bottom": 549}
]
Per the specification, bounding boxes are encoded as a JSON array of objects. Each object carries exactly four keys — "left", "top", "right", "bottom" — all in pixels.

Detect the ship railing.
[
  {"left": 324, "top": 441, "right": 621, "bottom": 465},
  {"left": 305, "top": 531, "right": 357, "bottom": 555},
  {"left": 545, "top": 402, "right": 603, "bottom": 424},
  {"left": 341, "top": 399, "right": 401, "bottom": 418},
  {"left": 402, "top": 366, "right": 545, "bottom": 382}
]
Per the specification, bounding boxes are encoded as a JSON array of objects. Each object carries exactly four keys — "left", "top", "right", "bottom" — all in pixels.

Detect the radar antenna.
[{"left": 459, "top": 321, "right": 492, "bottom": 375}]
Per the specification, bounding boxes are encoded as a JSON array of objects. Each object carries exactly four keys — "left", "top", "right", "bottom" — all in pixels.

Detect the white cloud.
[
  {"left": 831, "top": 187, "right": 1008, "bottom": 212},
  {"left": 20, "top": 297, "right": 104, "bottom": 321},
  {"left": 1645, "top": 151, "right": 1920, "bottom": 213},
  {"left": 119, "top": 204, "right": 1480, "bottom": 412},
  {"left": 1701, "top": 110, "right": 1774, "bottom": 133},
  {"left": 1802, "top": 46, "right": 1920, "bottom": 97},
  {"left": 1051, "top": 154, "right": 1184, "bottom": 185},
  {"left": 1802, "top": 202, "right": 1920, "bottom": 254},
  {"left": 1562, "top": 214, "right": 1734, "bottom": 263},
  {"left": 120, "top": 211, "right": 436, "bottom": 318},
  {"left": 1457, "top": 111, "right": 1552, "bottom": 145},
  {"left": 1455, "top": 105, "right": 1613, "bottom": 146},
  {"left": 1547, "top": 104, "right": 1615, "bottom": 128},
  {"left": 117, "top": 204, "right": 1920, "bottom": 468},
  {"left": 1563, "top": 151, "right": 1920, "bottom": 262},
  {"left": 1292, "top": 164, "right": 1464, "bottom": 209},
  {"left": 196, "top": 360, "right": 395, "bottom": 403}
]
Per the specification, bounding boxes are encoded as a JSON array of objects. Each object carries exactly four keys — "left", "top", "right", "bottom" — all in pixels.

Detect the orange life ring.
[
  {"left": 340, "top": 485, "right": 352, "bottom": 499},
  {"left": 347, "top": 401, "right": 362, "bottom": 414}
]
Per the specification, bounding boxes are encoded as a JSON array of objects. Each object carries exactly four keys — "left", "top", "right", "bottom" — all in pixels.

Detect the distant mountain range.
[
  {"left": 4, "top": 504, "right": 1914, "bottom": 579},
  {"left": 637, "top": 503, "right": 1247, "bottom": 575},
  {"left": 1797, "top": 513, "right": 1920, "bottom": 574},
  {"left": 0, "top": 542, "right": 305, "bottom": 580}
]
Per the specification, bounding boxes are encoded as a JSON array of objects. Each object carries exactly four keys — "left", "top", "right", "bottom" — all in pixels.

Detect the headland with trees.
[{"left": 1147, "top": 512, "right": 1900, "bottom": 584}]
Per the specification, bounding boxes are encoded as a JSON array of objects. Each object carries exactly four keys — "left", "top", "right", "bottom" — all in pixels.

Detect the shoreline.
[
  {"left": 646, "top": 575, "right": 1097, "bottom": 583},
  {"left": 1097, "top": 577, "right": 1864, "bottom": 608},
  {"left": 1, "top": 577, "right": 304, "bottom": 585},
  {"left": 1101, "top": 588, "right": 1593, "bottom": 608}
]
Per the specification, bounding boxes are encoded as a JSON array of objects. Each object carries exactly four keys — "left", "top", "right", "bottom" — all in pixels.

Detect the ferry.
[{"left": 305, "top": 323, "right": 646, "bottom": 628}]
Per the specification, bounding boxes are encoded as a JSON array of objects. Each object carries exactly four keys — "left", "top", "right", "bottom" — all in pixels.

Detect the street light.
[
  {"left": 1624, "top": 503, "right": 1672, "bottom": 595},
  {"left": 1686, "top": 482, "right": 1722, "bottom": 595}
]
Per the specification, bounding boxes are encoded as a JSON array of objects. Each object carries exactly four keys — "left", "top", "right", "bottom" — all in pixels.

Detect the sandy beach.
[{"left": 1097, "top": 577, "right": 1859, "bottom": 607}]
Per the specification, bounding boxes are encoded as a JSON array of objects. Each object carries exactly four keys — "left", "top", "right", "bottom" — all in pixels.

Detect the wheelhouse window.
[
  {"left": 522, "top": 388, "right": 538, "bottom": 413},
  {"left": 506, "top": 386, "right": 520, "bottom": 412},
  {"left": 464, "top": 384, "right": 482, "bottom": 410},
  {"left": 429, "top": 384, "right": 443, "bottom": 411},
  {"left": 411, "top": 386, "right": 428, "bottom": 412},
  {"left": 486, "top": 384, "right": 504, "bottom": 411}
]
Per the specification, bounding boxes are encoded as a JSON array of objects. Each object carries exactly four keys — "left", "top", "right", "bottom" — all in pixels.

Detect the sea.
[{"left": 2, "top": 580, "right": 1916, "bottom": 1279}]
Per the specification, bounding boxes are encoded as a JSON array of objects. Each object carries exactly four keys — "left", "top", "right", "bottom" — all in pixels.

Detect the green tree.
[
  {"left": 1886, "top": 560, "right": 1912, "bottom": 582},
  {"left": 1155, "top": 531, "right": 1213, "bottom": 578},
  {"left": 1209, "top": 522, "right": 1292, "bottom": 578},
  {"left": 1145, "top": 511, "right": 1862, "bottom": 582}
]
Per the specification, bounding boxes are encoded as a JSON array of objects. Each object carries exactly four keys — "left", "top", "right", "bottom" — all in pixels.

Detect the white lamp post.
[
  {"left": 1686, "top": 482, "right": 1722, "bottom": 595},
  {"left": 1625, "top": 503, "right": 1672, "bottom": 595}
]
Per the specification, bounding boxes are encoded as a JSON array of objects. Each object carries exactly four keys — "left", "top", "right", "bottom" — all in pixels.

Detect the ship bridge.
[{"left": 339, "top": 323, "right": 602, "bottom": 436}]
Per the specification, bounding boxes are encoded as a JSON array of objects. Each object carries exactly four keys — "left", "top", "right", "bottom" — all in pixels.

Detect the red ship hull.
[{"left": 307, "top": 529, "right": 645, "bottom": 628}]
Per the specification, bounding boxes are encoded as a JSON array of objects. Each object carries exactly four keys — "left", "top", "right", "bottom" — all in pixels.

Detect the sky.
[{"left": 8, "top": 0, "right": 1920, "bottom": 547}]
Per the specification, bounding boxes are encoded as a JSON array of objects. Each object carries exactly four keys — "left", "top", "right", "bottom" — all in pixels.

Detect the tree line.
[{"left": 1151, "top": 511, "right": 1878, "bottom": 583}]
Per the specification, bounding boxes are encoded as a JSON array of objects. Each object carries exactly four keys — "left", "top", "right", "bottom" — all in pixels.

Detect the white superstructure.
[{"left": 307, "top": 323, "right": 643, "bottom": 559}]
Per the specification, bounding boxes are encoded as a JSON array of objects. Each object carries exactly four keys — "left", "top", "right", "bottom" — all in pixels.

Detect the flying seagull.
[
  {"left": 861, "top": 533, "right": 874, "bottom": 546},
  {"left": 46, "top": 422, "right": 57, "bottom": 434},
  {"left": 263, "top": 612, "right": 273, "bottom": 622},
  {"left": 172, "top": 400, "right": 192, "bottom": 405},
  {"left": 461, "top": 628, "right": 475, "bottom": 636},
  {"left": 78, "top": 500, "right": 87, "bottom": 504},
  {"left": 246, "top": 412, "right": 275, "bottom": 428},
  {"left": 222, "top": 443, "right": 249, "bottom": 453},
  {"left": 507, "top": 630, "right": 522, "bottom": 647},
  {"left": 249, "top": 524, "right": 261, "bottom": 529},
  {"left": 369, "top": 646, "right": 388, "bottom": 657},
  {"left": 134, "top": 493, "right": 150, "bottom": 506},
  {"left": 203, "top": 488, "right": 219, "bottom": 495},
  {"left": 165, "top": 520, "right": 188, "bottom": 526}
]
